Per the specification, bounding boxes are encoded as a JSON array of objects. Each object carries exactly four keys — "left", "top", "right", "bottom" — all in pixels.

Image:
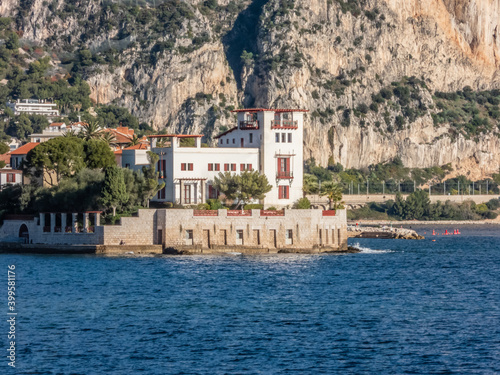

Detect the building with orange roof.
[
  {"left": 10, "top": 142, "right": 39, "bottom": 169},
  {"left": 121, "top": 143, "right": 150, "bottom": 171}
]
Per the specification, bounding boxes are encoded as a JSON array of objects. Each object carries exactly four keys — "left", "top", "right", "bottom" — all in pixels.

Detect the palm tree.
[
  {"left": 100, "top": 131, "right": 117, "bottom": 147},
  {"left": 303, "top": 173, "right": 319, "bottom": 196},
  {"left": 126, "top": 134, "right": 141, "bottom": 147},
  {"left": 62, "top": 129, "right": 78, "bottom": 138},
  {"left": 320, "top": 182, "right": 345, "bottom": 210},
  {"left": 81, "top": 120, "right": 102, "bottom": 141}
]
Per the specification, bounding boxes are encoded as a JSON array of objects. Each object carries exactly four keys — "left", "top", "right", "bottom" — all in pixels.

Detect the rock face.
[{"left": 2, "top": 0, "right": 500, "bottom": 175}]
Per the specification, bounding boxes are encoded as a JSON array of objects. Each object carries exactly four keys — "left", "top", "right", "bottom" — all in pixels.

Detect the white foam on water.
[{"left": 352, "top": 242, "right": 394, "bottom": 254}]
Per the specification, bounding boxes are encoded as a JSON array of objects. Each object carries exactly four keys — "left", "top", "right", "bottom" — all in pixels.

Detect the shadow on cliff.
[{"left": 223, "top": 0, "right": 270, "bottom": 91}]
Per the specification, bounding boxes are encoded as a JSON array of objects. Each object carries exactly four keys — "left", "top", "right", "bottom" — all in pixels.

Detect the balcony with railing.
[
  {"left": 277, "top": 171, "right": 294, "bottom": 180},
  {"left": 271, "top": 120, "right": 298, "bottom": 129},
  {"left": 239, "top": 120, "right": 259, "bottom": 130}
]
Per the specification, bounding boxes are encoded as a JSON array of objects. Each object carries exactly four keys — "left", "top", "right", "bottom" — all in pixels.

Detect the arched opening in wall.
[{"left": 19, "top": 224, "right": 29, "bottom": 244}]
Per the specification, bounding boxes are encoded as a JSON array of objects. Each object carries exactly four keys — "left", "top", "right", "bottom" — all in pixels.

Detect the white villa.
[
  {"left": 147, "top": 108, "right": 307, "bottom": 208},
  {"left": 6, "top": 99, "right": 59, "bottom": 117}
]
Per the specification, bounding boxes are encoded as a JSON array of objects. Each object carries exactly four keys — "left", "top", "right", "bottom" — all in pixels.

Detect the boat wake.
[{"left": 351, "top": 242, "right": 394, "bottom": 254}]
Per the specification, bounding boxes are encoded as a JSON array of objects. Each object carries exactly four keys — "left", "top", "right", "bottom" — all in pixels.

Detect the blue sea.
[{"left": 1, "top": 225, "right": 499, "bottom": 374}]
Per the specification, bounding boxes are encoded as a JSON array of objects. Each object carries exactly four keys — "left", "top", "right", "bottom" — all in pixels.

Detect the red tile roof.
[
  {"left": 10, "top": 142, "right": 39, "bottom": 155},
  {"left": 49, "top": 122, "right": 65, "bottom": 127},
  {"left": 124, "top": 144, "right": 149, "bottom": 150},
  {"left": 214, "top": 127, "right": 237, "bottom": 139},
  {"left": 148, "top": 134, "right": 203, "bottom": 138},
  {"left": 114, "top": 149, "right": 123, "bottom": 155}
]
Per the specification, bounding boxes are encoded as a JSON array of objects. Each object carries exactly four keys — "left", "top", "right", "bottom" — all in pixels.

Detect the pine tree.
[{"left": 101, "top": 167, "right": 129, "bottom": 216}]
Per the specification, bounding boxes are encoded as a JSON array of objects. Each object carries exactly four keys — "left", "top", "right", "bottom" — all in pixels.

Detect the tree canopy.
[
  {"left": 25, "top": 137, "right": 117, "bottom": 186},
  {"left": 84, "top": 139, "right": 116, "bottom": 169},
  {"left": 101, "top": 166, "right": 129, "bottom": 216},
  {"left": 213, "top": 170, "right": 272, "bottom": 207},
  {"left": 25, "top": 137, "right": 86, "bottom": 186},
  {"left": 0, "top": 141, "right": 8, "bottom": 154}
]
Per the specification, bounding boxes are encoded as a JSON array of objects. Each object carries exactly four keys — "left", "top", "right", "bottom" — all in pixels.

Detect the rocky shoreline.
[
  {"left": 348, "top": 220, "right": 500, "bottom": 225},
  {"left": 348, "top": 226, "right": 425, "bottom": 240}
]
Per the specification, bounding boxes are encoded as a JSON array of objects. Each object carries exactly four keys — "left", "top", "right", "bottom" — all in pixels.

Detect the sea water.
[{"left": 1, "top": 225, "right": 499, "bottom": 374}]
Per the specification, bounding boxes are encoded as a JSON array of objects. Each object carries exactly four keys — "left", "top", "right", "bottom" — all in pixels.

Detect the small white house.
[
  {"left": 0, "top": 169, "right": 22, "bottom": 190},
  {"left": 121, "top": 144, "right": 150, "bottom": 171}
]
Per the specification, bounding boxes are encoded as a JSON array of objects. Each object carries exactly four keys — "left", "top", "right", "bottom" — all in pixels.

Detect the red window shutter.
[
  {"left": 285, "top": 186, "right": 289, "bottom": 199},
  {"left": 224, "top": 164, "right": 229, "bottom": 171},
  {"left": 188, "top": 163, "right": 193, "bottom": 171},
  {"left": 215, "top": 164, "right": 220, "bottom": 171},
  {"left": 240, "top": 163, "right": 245, "bottom": 171},
  {"left": 231, "top": 164, "right": 236, "bottom": 171},
  {"left": 286, "top": 158, "right": 290, "bottom": 172},
  {"left": 208, "top": 164, "right": 213, "bottom": 171},
  {"left": 279, "top": 186, "right": 283, "bottom": 199},
  {"left": 248, "top": 164, "right": 252, "bottom": 171}
]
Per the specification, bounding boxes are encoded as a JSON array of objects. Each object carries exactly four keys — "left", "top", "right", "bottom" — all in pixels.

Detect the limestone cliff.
[{"left": 2, "top": 0, "right": 500, "bottom": 177}]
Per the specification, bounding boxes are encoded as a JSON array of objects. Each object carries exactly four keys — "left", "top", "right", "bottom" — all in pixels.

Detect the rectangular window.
[
  {"left": 279, "top": 185, "right": 289, "bottom": 199},
  {"left": 215, "top": 163, "right": 220, "bottom": 171},
  {"left": 219, "top": 139, "right": 222, "bottom": 144},
  {"left": 157, "top": 186, "right": 166, "bottom": 199},
  {"left": 286, "top": 229, "right": 293, "bottom": 245},
  {"left": 185, "top": 229, "right": 193, "bottom": 245},
  {"left": 184, "top": 185, "right": 191, "bottom": 204},
  {"left": 231, "top": 164, "right": 236, "bottom": 171},
  {"left": 157, "top": 160, "right": 166, "bottom": 178},
  {"left": 236, "top": 229, "right": 244, "bottom": 245},
  {"left": 240, "top": 163, "right": 245, "bottom": 171},
  {"left": 275, "top": 133, "right": 280, "bottom": 143},
  {"left": 247, "top": 164, "right": 252, "bottom": 171},
  {"left": 6, "top": 173, "right": 14, "bottom": 183},
  {"left": 208, "top": 185, "right": 219, "bottom": 199},
  {"left": 181, "top": 163, "right": 186, "bottom": 171},
  {"left": 249, "top": 133, "right": 253, "bottom": 143},
  {"left": 208, "top": 163, "right": 213, "bottom": 171},
  {"left": 226, "top": 139, "right": 229, "bottom": 144},
  {"left": 224, "top": 163, "right": 229, "bottom": 171},
  {"left": 288, "top": 133, "right": 292, "bottom": 143},
  {"left": 232, "top": 139, "right": 235, "bottom": 144},
  {"left": 277, "top": 158, "right": 291, "bottom": 178},
  {"left": 281, "top": 133, "right": 286, "bottom": 143},
  {"left": 188, "top": 163, "right": 193, "bottom": 171}
]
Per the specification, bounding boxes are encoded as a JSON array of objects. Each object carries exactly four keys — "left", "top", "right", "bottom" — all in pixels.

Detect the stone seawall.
[{"left": 0, "top": 209, "right": 349, "bottom": 254}]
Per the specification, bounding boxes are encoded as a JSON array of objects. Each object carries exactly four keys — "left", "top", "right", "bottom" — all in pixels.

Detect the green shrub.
[
  {"left": 244, "top": 204, "right": 264, "bottom": 209},
  {"left": 207, "top": 199, "right": 224, "bottom": 210},
  {"left": 486, "top": 198, "right": 500, "bottom": 210},
  {"left": 293, "top": 197, "right": 311, "bottom": 209}
]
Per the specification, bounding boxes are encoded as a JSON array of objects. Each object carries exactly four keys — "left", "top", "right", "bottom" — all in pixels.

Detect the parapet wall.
[
  {"left": 159, "top": 209, "right": 348, "bottom": 253},
  {"left": 0, "top": 209, "right": 348, "bottom": 254}
]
